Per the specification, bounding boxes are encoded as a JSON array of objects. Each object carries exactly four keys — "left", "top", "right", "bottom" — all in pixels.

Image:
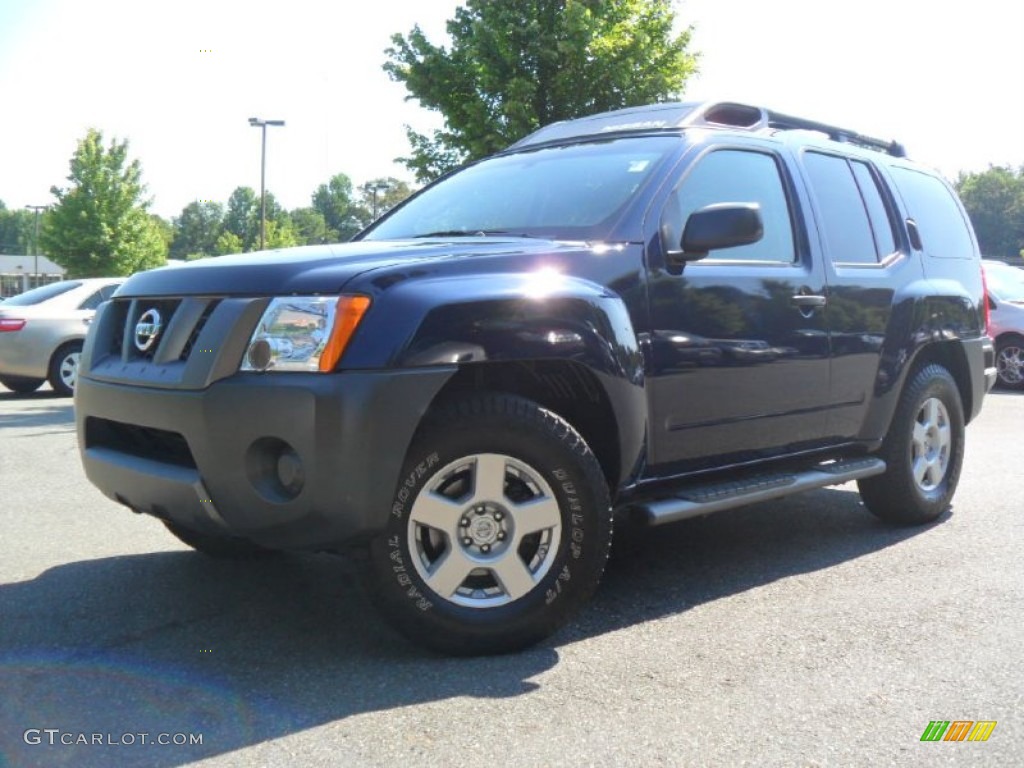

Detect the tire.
[
  {"left": 369, "top": 393, "right": 613, "bottom": 655},
  {"left": 995, "top": 335, "right": 1024, "bottom": 390},
  {"left": 163, "top": 521, "right": 279, "bottom": 560},
  {"left": 0, "top": 375, "right": 45, "bottom": 394},
  {"left": 47, "top": 341, "right": 83, "bottom": 397},
  {"left": 857, "top": 364, "right": 965, "bottom": 525}
]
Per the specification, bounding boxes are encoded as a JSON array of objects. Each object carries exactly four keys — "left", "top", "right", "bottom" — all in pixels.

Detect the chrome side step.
[{"left": 635, "top": 457, "right": 886, "bottom": 527}]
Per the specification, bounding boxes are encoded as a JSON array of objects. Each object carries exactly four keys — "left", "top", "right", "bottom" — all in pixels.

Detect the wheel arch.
[{"left": 419, "top": 359, "right": 642, "bottom": 496}]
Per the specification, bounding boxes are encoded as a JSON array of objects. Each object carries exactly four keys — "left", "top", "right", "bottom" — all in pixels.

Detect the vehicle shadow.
[
  {"left": 575, "top": 485, "right": 931, "bottom": 641},
  {"left": 0, "top": 396, "right": 74, "bottom": 431},
  {"left": 0, "top": 485, "right": 933, "bottom": 767},
  {"left": 0, "top": 549, "right": 556, "bottom": 768}
]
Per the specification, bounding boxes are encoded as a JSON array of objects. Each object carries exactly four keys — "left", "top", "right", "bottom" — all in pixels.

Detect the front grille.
[
  {"left": 104, "top": 297, "right": 220, "bottom": 364},
  {"left": 85, "top": 417, "right": 196, "bottom": 468},
  {"left": 180, "top": 300, "right": 220, "bottom": 361},
  {"left": 127, "top": 299, "right": 182, "bottom": 361}
]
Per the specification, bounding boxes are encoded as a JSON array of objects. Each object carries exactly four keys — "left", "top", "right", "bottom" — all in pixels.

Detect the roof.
[
  {"left": 509, "top": 100, "right": 906, "bottom": 158},
  {"left": 0, "top": 254, "right": 65, "bottom": 275}
]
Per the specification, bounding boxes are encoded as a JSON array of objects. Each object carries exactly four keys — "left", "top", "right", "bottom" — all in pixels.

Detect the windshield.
[
  {"left": 2, "top": 281, "right": 80, "bottom": 306},
  {"left": 363, "top": 136, "right": 678, "bottom": 242},
  {"left": 985, "top": 263, "right": 1024, "bottom": 302}
]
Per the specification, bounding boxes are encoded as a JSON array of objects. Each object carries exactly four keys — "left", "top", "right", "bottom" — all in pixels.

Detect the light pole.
[
  {"left": 367, "top": 180, "right": 390, "bottom": 221},
  {"left": 25, "top": 205, "right": 47, "bottom": 286},
  {"left": 248, "top": 117, "right": 285, "bottom": 250}
]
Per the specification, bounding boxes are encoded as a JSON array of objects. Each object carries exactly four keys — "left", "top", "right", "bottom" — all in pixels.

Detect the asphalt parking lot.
[{"left": 1, "top": 384, "right": 1021, "bottom": 767}]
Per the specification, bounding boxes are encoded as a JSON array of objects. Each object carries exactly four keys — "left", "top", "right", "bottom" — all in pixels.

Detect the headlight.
[{"left": 241, "top": 295, "right": 371, "bottom": 373}]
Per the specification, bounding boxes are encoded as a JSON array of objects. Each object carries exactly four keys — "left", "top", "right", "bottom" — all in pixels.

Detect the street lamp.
[
  {"left": 367, "top": 180, "right": 390, "bottom": 221},
  {"left": 248, "top": 117, "right": 285, "bottom": 250},
  {"left": 25, "top": 205, "right": 48, "bottom": 285}
]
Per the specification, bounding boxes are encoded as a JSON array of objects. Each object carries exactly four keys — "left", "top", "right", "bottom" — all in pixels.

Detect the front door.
[{"left": 645, "top": 145, "right": 832, "bottom": 471}]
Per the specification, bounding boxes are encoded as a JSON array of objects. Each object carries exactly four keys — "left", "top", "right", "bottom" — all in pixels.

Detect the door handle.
[{"left": 791, "top": 294, "right": 827, "bottom": 308}]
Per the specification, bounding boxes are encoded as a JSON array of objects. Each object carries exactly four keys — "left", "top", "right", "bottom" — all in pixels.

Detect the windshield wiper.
[{"left": 412, "top": 230, "right": 537, "bottom": 238}]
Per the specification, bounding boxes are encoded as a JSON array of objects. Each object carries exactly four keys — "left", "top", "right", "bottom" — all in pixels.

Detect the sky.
[{"left": 0, "top": 0, "right": 1021, "bottom": 221}]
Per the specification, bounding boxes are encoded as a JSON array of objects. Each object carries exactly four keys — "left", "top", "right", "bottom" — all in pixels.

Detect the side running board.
[{"left": 634, "top": 457, "right": 886, "bottom": 527}]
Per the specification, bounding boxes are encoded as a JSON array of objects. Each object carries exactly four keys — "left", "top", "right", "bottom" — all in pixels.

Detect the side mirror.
[{"left": 669, "top": 203, "right": 764, "bottom": 264}]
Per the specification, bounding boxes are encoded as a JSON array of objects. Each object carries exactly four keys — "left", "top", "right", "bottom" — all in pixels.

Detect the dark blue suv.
[{"left": 75, "top": 101, "right": 997, "bottom": 654}]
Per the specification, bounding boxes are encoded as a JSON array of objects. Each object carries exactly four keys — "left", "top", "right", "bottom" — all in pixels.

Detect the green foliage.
[
  {"left": 0, "top": 206, "right": 36, "bottom": 255},
  {"left": 386, "top": 0, "right": 698, "bottom": 181},
  {"left": 955, "top": 166, "right": 1024, "bottom": 259},
  {"left": 312, "top": 173, "right": 369, "bottom": 241},
  {"left": 39, "top": 129, "right": 167, "bottom": 276},
  {"left": 171, "top": 201, "right": 225, "bottom": 260},
  {"left": 289, "top": 207, "right": 330, "bottom": 245},
  {"left": 223, "top": 186, "right": 260, "bottom": 251},
  {"left": 214, "top": 230, "right": 243, "bottom": 256},
  {"left": 359, "top": 177, "right": 414, "bottom": 220},
  {"left": 151, "top": 214, "right": 174, "bottom": 251},
  {"left": 221, "top": 186, "right": 291, "bottom": 252}
]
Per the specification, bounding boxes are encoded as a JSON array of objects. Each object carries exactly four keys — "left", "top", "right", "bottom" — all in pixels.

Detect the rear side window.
[
  {"left": 803, "top": 152, "right": 896, "bottom": 264},
  {"left": 668, "top": 149, "right": 796, "bottom": 262},
  {"left": 889, "top": 166, "right": 976, "bottom": 259}
]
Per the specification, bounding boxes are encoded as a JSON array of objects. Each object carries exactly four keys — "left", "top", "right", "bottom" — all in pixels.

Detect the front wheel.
[
  {"left": 858, "top": 364, "right": 965, "bottom": 525},
  {"left": 369, "top": 393, "right": 613, "bottom": 655}
]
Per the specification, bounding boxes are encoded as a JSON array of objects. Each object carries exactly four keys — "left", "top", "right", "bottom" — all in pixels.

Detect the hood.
[{"left": 115, "top": 238, "right": 580, "bottom": 298}]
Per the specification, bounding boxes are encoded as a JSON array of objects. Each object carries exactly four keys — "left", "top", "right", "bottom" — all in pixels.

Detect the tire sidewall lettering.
[{"left": 387, "top": 454, "right": 588, "bottom": 612}]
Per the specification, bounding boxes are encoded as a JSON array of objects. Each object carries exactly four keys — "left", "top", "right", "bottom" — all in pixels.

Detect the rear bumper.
[
  {"left": 965, "top": 335, "right": 997, "bottom": 421},
  {"left": 75, "top": 368, "right": 454, "bottom": 549}
]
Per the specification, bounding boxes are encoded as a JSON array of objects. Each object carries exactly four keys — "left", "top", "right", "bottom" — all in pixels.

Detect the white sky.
[{"left": 0, "top": 0, "right": 1021, "bottom": 220}]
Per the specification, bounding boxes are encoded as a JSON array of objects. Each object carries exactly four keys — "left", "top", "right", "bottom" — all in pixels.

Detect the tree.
[
  {"left": 170, "top": 201, "right": 225, "bottom": 260},
  {"left": 222, "top": 186, "right": 290, "bottom": 252},
  {"left": 955, "top": 166, "right": 1024, "bottom": 259},
  {"left": 289, "top": 207, "right": 330, "bottom": 245},
  {"left": 312, "top": 173, "right": 369, "bottom": 241},
  {"left": 0, "top": 204, "right": 35, "bottom": 255},
  {"left": 223, "top": 186, "right": 260, "bottom": 251},
  {"left": 39, "top": 129, "right": 166, "bottom": 276},
  {"left": 358, "top": 177, "right": 414, "bottom": 220},
  {"left": 385, "top": 0, "right": 698, "bottom": 181}
]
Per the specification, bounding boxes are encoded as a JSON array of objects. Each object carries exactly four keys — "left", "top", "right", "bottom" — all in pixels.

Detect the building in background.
[{"left": 0, "top": 255, "right": 64, "bottom": 298}]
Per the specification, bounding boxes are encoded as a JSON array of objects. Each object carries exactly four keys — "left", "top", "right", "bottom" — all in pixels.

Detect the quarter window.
[
  {"left": 889, "top": 166, "right": 975, "bottom": 259},
  {"left": 668, "top": 149, "right": 796, "bottom": 262}
]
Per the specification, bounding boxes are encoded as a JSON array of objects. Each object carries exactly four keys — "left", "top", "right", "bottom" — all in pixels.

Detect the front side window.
[
  {"left": 363, "top": 137, "right": 678, "bottom": 242},
  {"left": 667, "top": 149, "right": 796, "bottom": 262}
]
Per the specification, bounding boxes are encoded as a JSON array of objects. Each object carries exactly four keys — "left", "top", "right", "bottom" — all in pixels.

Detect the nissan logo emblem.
[{"left": 134, "top": 308, "right": 163, "bottom": 352}]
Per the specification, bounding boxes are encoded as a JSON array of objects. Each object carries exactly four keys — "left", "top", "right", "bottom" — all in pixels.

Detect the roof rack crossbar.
[{"left": 765, "top": 109, "right": 906, "bottom": 158}]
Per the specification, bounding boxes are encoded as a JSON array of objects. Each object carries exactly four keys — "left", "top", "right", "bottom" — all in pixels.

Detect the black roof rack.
[
  {"left": 510, "top": 100, "right": 906, "bottom": 158},
  {"left": 763, "top": 109, "right": 906, "bottom": 158}
]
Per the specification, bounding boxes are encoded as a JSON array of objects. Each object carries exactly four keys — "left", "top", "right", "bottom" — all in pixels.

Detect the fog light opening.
[{"left": 244, "top": 437, "right": 305, "bottom": 502}]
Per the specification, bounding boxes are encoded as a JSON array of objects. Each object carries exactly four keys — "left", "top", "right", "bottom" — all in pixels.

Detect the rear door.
[{"left": 796, "top": 150, "right": 913, "bottom": 439}]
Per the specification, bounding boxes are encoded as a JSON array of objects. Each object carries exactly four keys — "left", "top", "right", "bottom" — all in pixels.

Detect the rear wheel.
[
  {"left": 995, "top": 335, "right": 1024, "bottom": 390},
  {"left": 0, "top": 375, "right": 45, "bottom": 394},
  {"left": 858, "top": 364, "right": 964, "bottom": 524},
  {"left": 163, "top": 521, "right": 279, "bottom": 559},
  {"left": 369, "top": 393, "right": 613, "bottom": 655},
  {"left": 47, "top": 341, "right": 83, "bottom": 397}
]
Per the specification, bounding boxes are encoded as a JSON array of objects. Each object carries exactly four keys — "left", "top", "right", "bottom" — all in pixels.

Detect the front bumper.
[{"left": 75, "top": 368, "right": 454, "bottom": 550}]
